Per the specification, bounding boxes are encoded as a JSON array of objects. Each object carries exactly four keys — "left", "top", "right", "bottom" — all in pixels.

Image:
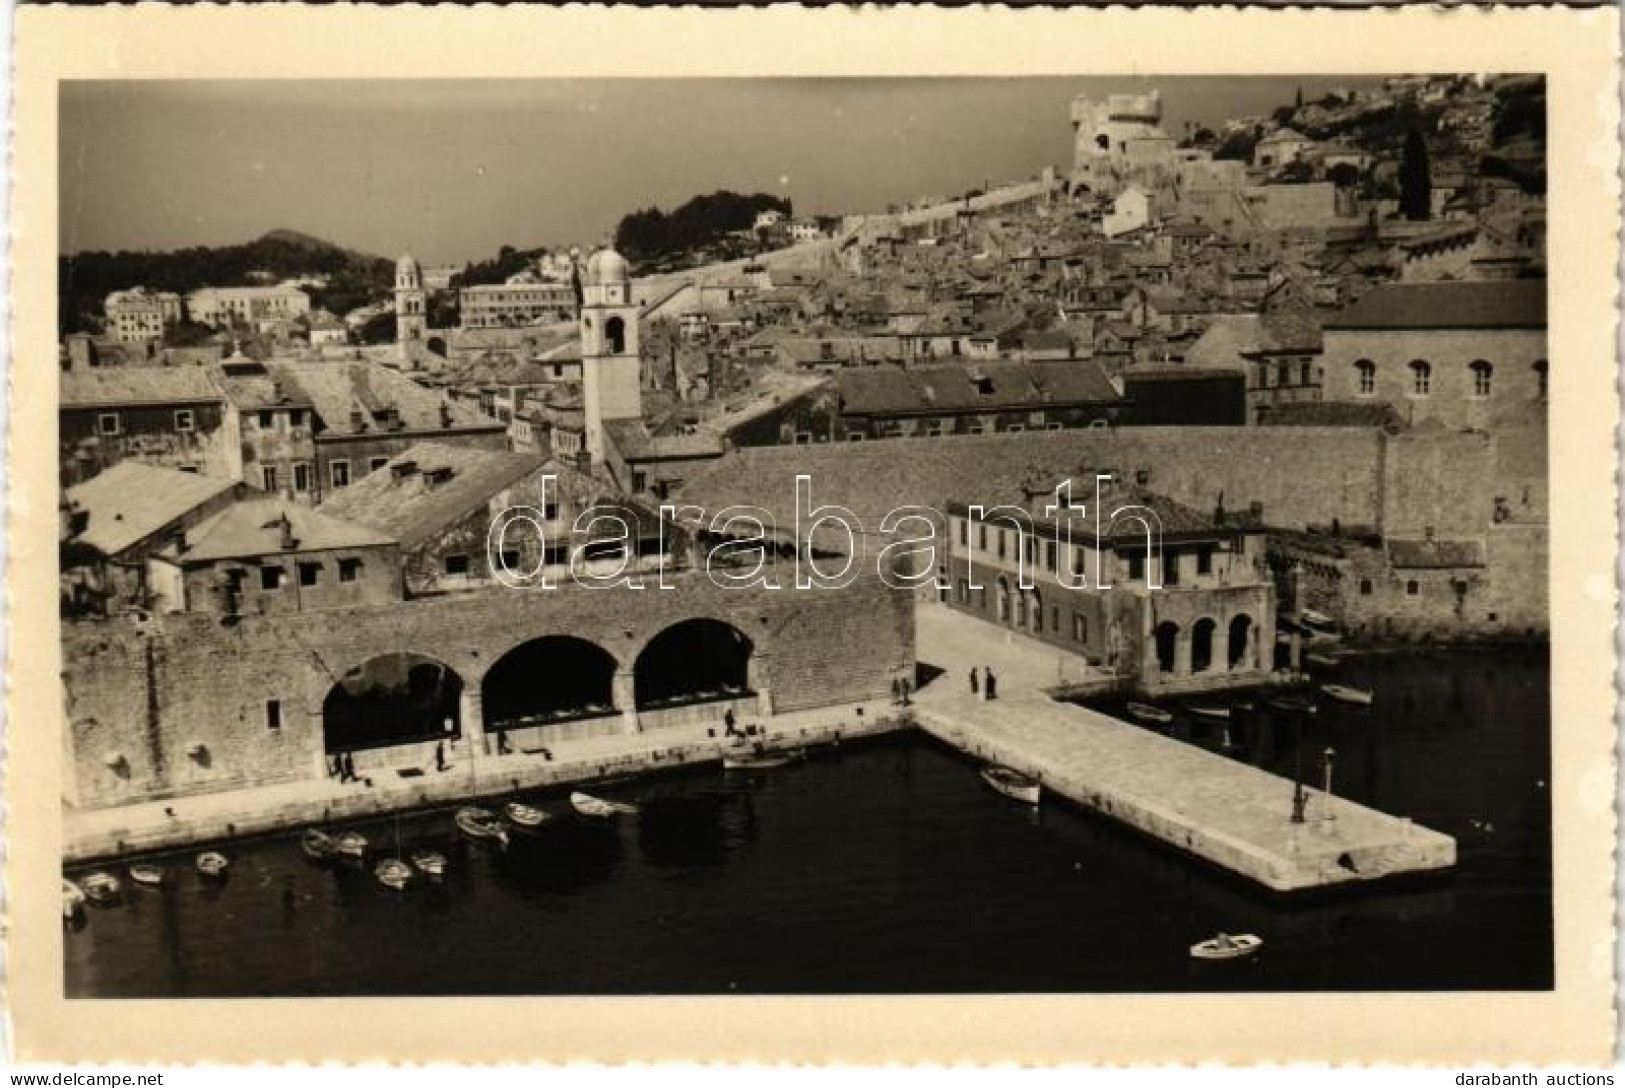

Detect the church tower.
[
  {"left": 394, "top": 254, "right": 426, "bottom": 361},
  {"left": 580, "top": 245, "right": 642, "bottom": 464}
]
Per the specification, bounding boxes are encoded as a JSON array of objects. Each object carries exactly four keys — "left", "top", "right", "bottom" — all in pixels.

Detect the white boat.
[
  {"left": 455, "top": 807, "right": 510, "bottom": 846},
  {"left": 374, "top": 858, "right": 413, "bottom": 891},
  {"left": 1125, "top": 701, "right": 1174, "bottom": 726},
  {"left": 1321, "top": 683, "right": 1375, "bottom": 706},
  {"left": 195, "top": 851, "right": 230, "bottom": 878},
  {"left": 334, "top": 830, "right": 368, "bottom": 858},
  {"left": 62, "top": 879, "right": 86, "bottom": 919},
  {"left": 1303, "top": 652, "right": 1339, "bottom": 670},
  {"left": 570, "top": 791, "right": 639, "bottom": 818},
  {"left": 722, "top": 747, "right": 802, "bottom": 771},
  {"left": 1300, "top": 609, "right": 1336, "bottom": 629},
  {"left": 505, "top": 801, "right": 551, "bottom": 829},
  {"left": 410, "top": 850, "right": 447, "bottom": 877},
  {"left": 1190, "top": 933, "right": 1263, "bottom": 960},
  {"left": 1187, "top": 704, "right": 1231, "bottom": 721},
  {"left": 980, "top": 765, "right": 1041, "bottom": 805},
  {"left": 128, "top": 864, "right": 165, "bottom": 887}
]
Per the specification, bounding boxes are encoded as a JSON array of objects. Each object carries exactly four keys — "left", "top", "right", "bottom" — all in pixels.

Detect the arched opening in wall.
[
  {"left": 1154, "top": 622, "right": 1179, "bottom": 674},
  {"left": 1014, "top": 587, "right": 1027, "bottom": 628},
  {"left": 1228, "top": 614, "right": 1253, "bottom": 669},
  {"left": 1191, "top": 618, "right": 1216, "bottom": 673},
  {"left": 606, "top": 316, "right": 626, "bottom": 354},
  {"left": 322, "top": 653, "right": 463, "bottom": 754},
  {"left": 996, "top": 577, "right": 1011, "bottom": 622},
  {"left": 1029, "top": 587, "right": 1043, "bottom": 633},
  {"left": 481, "top": 636, "right": 618, "bottom": 730},
  {"left": 635, "top": 618, "right": 753, "bottom": 710}
]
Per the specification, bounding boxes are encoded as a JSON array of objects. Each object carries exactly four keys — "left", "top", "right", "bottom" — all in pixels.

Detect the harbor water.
[{"left": 65, "top": 645, "right": 1551, "bottom": 996}]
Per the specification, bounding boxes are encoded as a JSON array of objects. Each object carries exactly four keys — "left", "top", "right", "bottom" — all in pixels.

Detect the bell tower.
[
  {"left": 394, "top": 254, "right": 426, "bottom": 361},
  {"left": 580, "top": 245, "right": 642, "bottom": 464}
]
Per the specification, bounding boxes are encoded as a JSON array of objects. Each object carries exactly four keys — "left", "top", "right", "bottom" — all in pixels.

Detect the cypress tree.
[{"left": 1399, "top": 129, "right": 1432, "bottom": 221}]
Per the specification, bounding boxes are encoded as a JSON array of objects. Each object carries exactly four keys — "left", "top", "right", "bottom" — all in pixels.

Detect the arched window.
[
  {"left": 1533, "top": 359, "right": 1548, "bottom": 399},
  {"left": 1191, "top": 618, "right": 1216, "bottom": 673},
  {"left": 606, "top": 316, "right": 626, "bottom": 354},
  {"left": 1470, "top": 360, "right": 1493, "bottom": 398},
  {"left": 1354, "top": 359, "right": 1376, "bottom": 396},
  {"left": 1154, "top": 622, "right": 1179, "bottom": 674},
  {"left": 1408, "top": 360, "right": 1432, "bottom": 396}
]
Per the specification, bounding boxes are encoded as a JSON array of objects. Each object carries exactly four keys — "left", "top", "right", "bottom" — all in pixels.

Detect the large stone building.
[
  {"left": 185, "top": 285, "right": 311, "bottom": 328},
  {"left": 459, "top": 282, "right": 578, "bottom": 329},
  {"left": 1070, "top": 90, "right": 1176, "bottom": 189},
  {"left": 59, "top": 367, "right": 241, "bottom": 486},
  {"left": 103, "top": 288, "right": 183, "bottom": 343},
  {"left": 394, "top": 254, "right": 427, "bottom": 359}
]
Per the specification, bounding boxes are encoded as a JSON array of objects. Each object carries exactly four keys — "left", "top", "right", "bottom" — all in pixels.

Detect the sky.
[{"left": 60, "top": 76, "right": 1389, "bottom": 266}]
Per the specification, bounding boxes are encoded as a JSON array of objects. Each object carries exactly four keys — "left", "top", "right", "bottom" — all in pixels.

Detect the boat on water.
[
  {"left": 82, "top": 872, "right": 122, "bottom": 905},
  {"left": 62, "top": 879, "right": 86, "bottom": 919},
  {"left": 1303, "top": 652, "right": 1339, "bottom": 670},
  {"left": 196, "top": 851, "right": 230, "bottom": 878},
  {"left": 1321, "top": 683, "right": 1375, "bottom": 707},
  {"left": 455, "top": 807, "right": 509, "bottom": 846},
  {"left": 722, "top": 747, "right": 802, "bottom": 771},
  {"left": 1124, "top": 701, "right": 1174, "bottom": 726},
  {"left": 334, "top": 830, "right": 368, "bottom": 858},
  {"left": 1264, "top": 695, "right": 1316, "bottom": 715},
  {"left": 504, "top": 801, "right": 550, "bottom": 829},
  {"left": 1186, "top": 704, "right": 1231, "bottom": 721},
  {"left": 128, "top": 863, "right": 165, "bottom": 887},
  {"left": 410, "top": 850, "right": 447, "bottom": 877},
  {"left": 302, "top": 828, "right": 338, "bottom": 862},
  {"left": 374, "top": 858, "right": 413, "bottom": 891},
  {"left": 980, "top": 765, "right": 1041, "bottom": 805},
  {"left": 1301, "top": 609, "right": 1335, "bottom": 628},
  {"left": 570, "top": 791, "right": 639, "bottom": 818},
  {"left": 1190, "top": 932, "right": 1263, "bottom": 960}
]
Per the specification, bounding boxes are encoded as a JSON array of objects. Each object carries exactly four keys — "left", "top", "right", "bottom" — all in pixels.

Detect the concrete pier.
[{"left": 914, "top": 604, "right": 1456, "bottom": 894}]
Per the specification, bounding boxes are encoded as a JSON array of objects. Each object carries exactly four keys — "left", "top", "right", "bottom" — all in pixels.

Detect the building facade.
[{"left": 459, "top": 282, "right": 579, "bottom": 329}]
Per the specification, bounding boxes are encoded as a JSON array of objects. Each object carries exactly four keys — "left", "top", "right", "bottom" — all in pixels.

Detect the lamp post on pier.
[{"left": 1321, "top": 746, "right": 1337, "bottom": 823}]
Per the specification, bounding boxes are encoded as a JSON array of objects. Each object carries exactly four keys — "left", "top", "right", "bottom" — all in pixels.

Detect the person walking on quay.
[
  {"left": 984, "top": 667, "right": 998, "bottom": 701},
  {"left": 969, "top": 668, "right": 980, "bottom": 697},
  {"left": 899, "top": 676, "right": 912, "bottom": 707},
  {"left": 724, "top": 707, "right": 738, "bottom": 738},
  {"left": 434, "top": 740, "right": 447, "bottom": 772},
  {"left": 496, "top": 727, "right": 512, "bottom": 755}
]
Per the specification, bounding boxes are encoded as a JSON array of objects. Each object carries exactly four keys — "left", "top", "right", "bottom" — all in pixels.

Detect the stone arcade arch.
[
  {"left": 1154, "top": 621, "right": 1179, "bottom": 675},
  {"left": 634, "top": 618, "right": 754, "bottom": 710},
  {"left": 322, "top": 652, "right": 463, "bottom": 754},
  {"left": 1228, "top": 614, "right": 1254, "bottom": 669},
  {"left": 1191, "top": 618, "right": 1217, "bottom": 673},
  {"left": 481, "top": 635, "right": 620, "bottom": 731}
]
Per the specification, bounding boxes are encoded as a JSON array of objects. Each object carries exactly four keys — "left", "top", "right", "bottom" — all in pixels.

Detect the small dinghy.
[
  {"left": 1191, "top": 932, "right": 1262, "bottom": 960},
  {"left": 1300, "top": 609, "right": 1335, "bottom": 628},
  {"left": 570, "top": 791, "right": 639, "bottom": 818},
  {"left": 1321, "top": 683, "right": 1375, "bottom": 707},
  {"left": 1303, "top": 652, "right": 1339, "bottom": 670},
  {"left": 62, "top": 879, "right": 86, "bottom": 919},
  {"left": 1125, "top": 701, "right": 1174, "bottom": 726},
  {"left": 722, "top": 747, "right": 802, "bottom": 771},
  {"left": 1265, "top": 695, "right": 1316, "bottom": 715},
  {"left": 334, "top": 830, "right": 368, "bottom": 858},
  {"left": 504, "top": 801, "right": 551, "bottom": 830},
  {"left": 455, "top": 807, "right": 509, "bottom": 846},
  {"left": 1187, "top": 704, "right": 1231, "bottom": 721},
  {"left": 301, "top": 828, "right": 338, "bottom": 862},
  {"left": 196, "top": 851, "right": 230, "bottom": 878},
  {"left": 83, "top": 872, "right": 122, "bottom": 905},
  {"left": 410, "top": 850, "right": 447, "bottom": 877},
  {"left": 980, "top": 765, "right": 1041, "bottom": 805},
  {"left": 128, "top": 864, "right": 165, "bottom": 888},
  {"left": 374, "top": 858, "right": 413, "bottom": 891}
]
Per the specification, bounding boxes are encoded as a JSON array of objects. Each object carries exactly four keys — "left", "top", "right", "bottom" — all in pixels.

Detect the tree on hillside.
[
  {"left": 1213, "top": 128, "right": 1259, "bottom": 162},
  {"left": 1399, "top": 129, "right": 1432, "bottom": 220},
  {"left": 1327, "top": 162, "right": 1362, "bottom": 189},
  {"left": 613, "top": 191, "right": 793, "bottom": 266}
]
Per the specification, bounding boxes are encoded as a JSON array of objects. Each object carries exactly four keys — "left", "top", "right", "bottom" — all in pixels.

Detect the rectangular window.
[
  {"left": 260, "top": 566, "right": 284, "bottom": 590},
  {"left": 174, "top": 409, "right": 195, "bottom": 432},
  {"left": 443, "top": 554, "right": 470, "bottom": 576},
  {"left": 1128, "top": 552, "right": 1145, "bottom": 582},
  {"left": 293, "top": 463, "right": 312, "bottom": 492},
  {"left": 978, "top": 524, "right": 987, "bottom": 551},
  {"left": 794, "top": 432, "right": 813, "bottom": 445},
  {"left": 1301, "top": 362, "right": 1313, "bottom": 385},
  {"left": 97, "top": 412, "right": 120, "bottom": 436},
  {"left": 1046, "top": 540, "right": 1057, "bottom": 573},
  {"left": 1406, "top": 580, "right": 1420, "bottom": 597},
  {"left": 542, "top": 502, "right": 560, "bottom": 521},
  {"left": 298, "top": 562, "right": 321, "bottom": 587},
  {"left": 261, "top": 465, "right": 279, "bottom": 492},
  {"left": 338, "top": 558, "right": 362, "bottom": 583},
  {"left": 958, "top": 520, "right": 968, "bottom": 547},
  {"left": 1163, "top": 551, "right": 1179, "bottom": 586},
  {"left": 330, "top": 460, "right": 351, "bottom": 489},
  {"left": 499, "top": 550, "right": 520, "bottom": 570},
  {"left": 265, "top": 700, "right": 282, "bottom": 730},
  {"left": 1072, "top": 614, "right": 1087, "bottom": 642},
  {"left": 258, "top": 410, "right": 274, "bottom": 428},
  {"left": 997, "top": 529, "right": 1007, "bottom": 560},
  {"left": 290, "top": 410, "right": 306, "bottom": 428},
  {"left": 1197, "top": 545, "right": 1213, "bottom": 575}
]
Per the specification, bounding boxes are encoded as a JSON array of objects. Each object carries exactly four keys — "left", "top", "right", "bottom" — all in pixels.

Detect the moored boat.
[
  {"left": 569, "top": 791, "right": 639, "bottom": 818},
  {"left": 334, "top": 830, "right": 368, "bottom": 858},
  {"left": 1124, "top": 701, "right": 1174, "bottom": 726},
  {"left": 1264, "top": 695, "right": 1316, "bottom": 715},
  {"left": 196, "top": 851, "right": 230, "bottom": 878},
  {"left": 128, "top": 863, "right": 165, "bottom": 888},
  {"left": 301, "top": 828, "right": 338, "bottom": 862},
  {"left": 980, "top": 765, "right": 1041, "bottom": 805},
  {"left": 62, "top": 879, "right": 86, "bottom": 919},
  {"left": 374, "top": 858, "right": 413, "bottom": 891},
  {"left": 1321, "top": 683, "right": 1375, "bottom": 707},
  {"left": 455, "top": 807, "right": 509, "bottom": 846},
  {"left": 1300, "top": 609, "right": 1336, "bottom": 629},
  {"left": 722, "top": 747, "right": 802, "bottom": 771},
  {"left": 504, "top": 801, "right": 550, "bottom": 830},
  {"left": 1187, "top": 704, "right": 1230, "bottom": 721},
  {"left": 410, "top": 850, "right": 447, "bottom": 877},
  {"left": 1190, "top": 932, "right": 1262, "bottom": 960},
  {"left": 82, "top": 872, "right": 123, "bottom": 905},
  {"left": 1303, "top": 652, "right": 1339, "bottom": 670}
]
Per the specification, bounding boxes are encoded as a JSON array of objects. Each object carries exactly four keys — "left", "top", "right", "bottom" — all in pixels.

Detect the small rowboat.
[
  {"left": 63, "top": 879, "right": 86, "bottom": 918},
  {"left": 1125, "top": 701, "right": 1174, "bottom": 726},
  {"left": 1300, "top": 609, "right": 1336, "bottom": 629},
  {"left": 456, "top": 807, "right": 509, "bottom": 846},
  {"left": 1187, "top": 704, "right": 1231, "bottom": 721},
  {"left": 196, "top": 851, "right": 230, "bottom": 878},
  {"left": 128, "top": 864, "right": 165, "bottom": 888},
  {"left": 1190, "top": 933, "right": 1263, "bottom": 960},
  {"left": 1265, "top": 695, "right": 1316, "bottom": 715},
  {"left": 1303, "top": 652, "right": 1339, "bottom": 670},
  {"left": 980, "top": 765, "right": 1041, "bottom": 805},
  {"left": 722, "top": 747, "right": 801, "bottom": 771},
  {"left": 83, "top": 872, "right": 122, "bottom": 905},
  {"left": 410, "top": 850, "right": 447, "bottom": 877},
  {"left": 302, "top": 828, "right": 338, "bottom": 862},
  {"left": 570, "top": 791, "right": 639, "bottom": 818},
  {"left": 504, "top": 802, "right": 551, "bottom": 829},
  {"left": 334, "top": 831, "right": 368, "bottom": 858},
  {"left": 1321, "top": 683, "right": 1375, "bottom": 707},
  {"left": 374, "top": 858, "right": 413, "bottom": 891}
]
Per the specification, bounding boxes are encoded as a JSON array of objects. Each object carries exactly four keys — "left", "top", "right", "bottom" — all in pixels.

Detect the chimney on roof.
[
  {"left": 425, "top": 467, "right": 454, "bottom": 489},
  {"left": 278, "top": 514, "right": 298, "bottom": 551},
  {"left": 1249, "top": 501, "right": 1264, "bottom": 521},
  {"left": 439, "top": 402, "right": 453, "bottom": 429}
]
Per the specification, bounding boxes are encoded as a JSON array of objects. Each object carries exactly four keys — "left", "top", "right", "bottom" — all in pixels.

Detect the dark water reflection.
[{"left": 66, "top": 647, "right": 1549, "bottom": 996}]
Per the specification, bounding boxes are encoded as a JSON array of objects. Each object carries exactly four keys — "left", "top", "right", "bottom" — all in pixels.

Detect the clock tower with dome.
[{"left": 579, "top": 245, "right": 642, "bottom": 465}]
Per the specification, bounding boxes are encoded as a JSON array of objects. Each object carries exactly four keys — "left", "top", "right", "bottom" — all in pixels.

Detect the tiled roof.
[
  {"left": 837, "top": 360, "right": 1119, "bottom": 417},
  {"left": 602, "top": 419, "right": 726, "bottom": 461},
  {"left": 1387, "top": 537, "right": 1486, "bottom": 569},
  {"left": 67, "top": 463, "right": 238, "bottom": 557},
  {"left": 1323, "top": 281, "right": 1546, "bottom": 330},
  {"left": 171, "top": 498, "right": 395, "bottom": 562},
  {"left": 266, "top": 360, "right": 501, "bottom": 437},
  {"left": 61, "top": 367, "right": 223, "bottom": 408}
]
